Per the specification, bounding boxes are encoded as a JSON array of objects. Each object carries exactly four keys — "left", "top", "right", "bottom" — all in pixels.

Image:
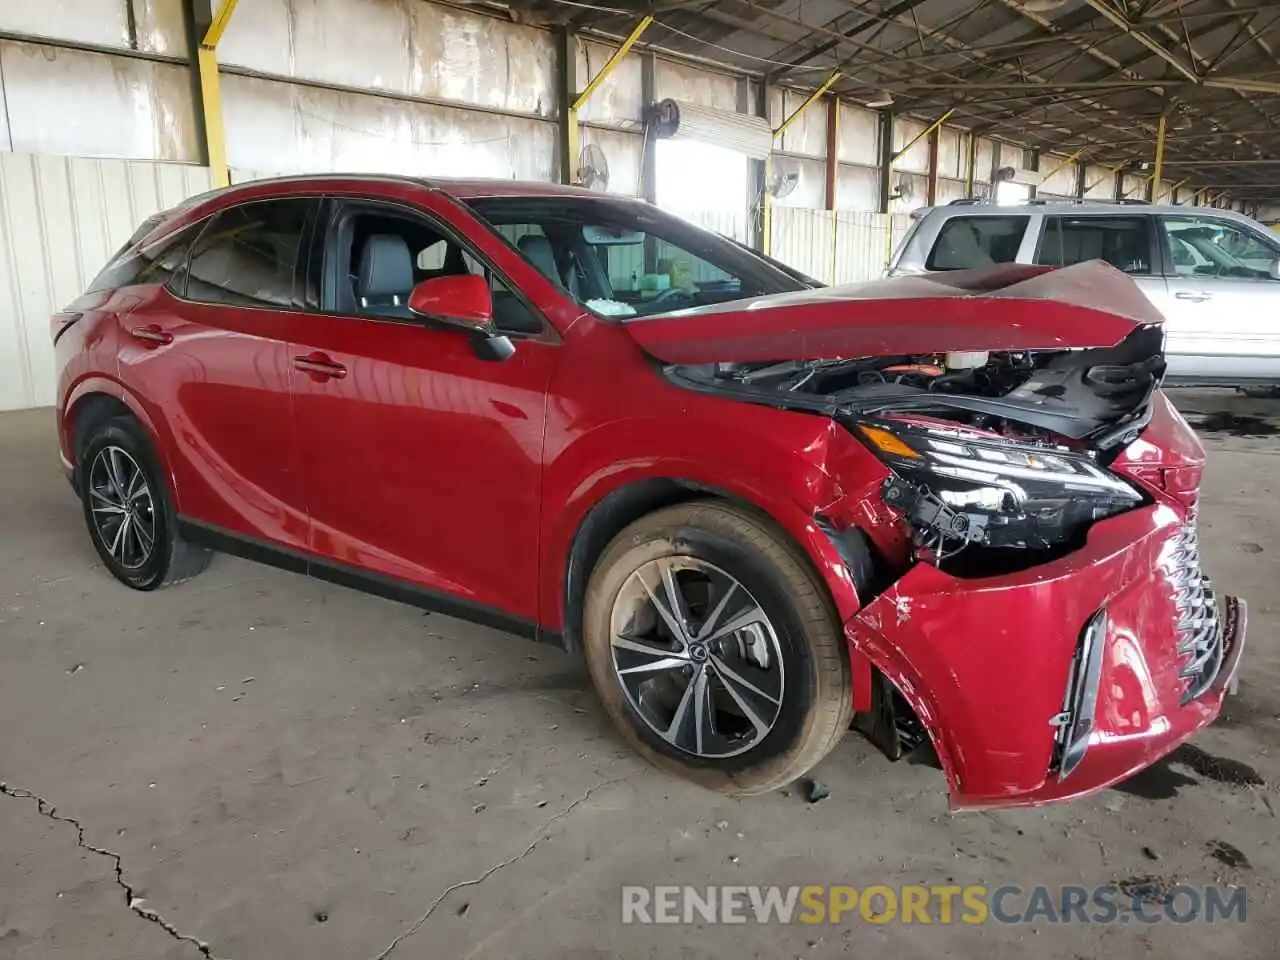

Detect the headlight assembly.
[{"left": 854, "top": 418, "right": 1144, "bottom": 552}]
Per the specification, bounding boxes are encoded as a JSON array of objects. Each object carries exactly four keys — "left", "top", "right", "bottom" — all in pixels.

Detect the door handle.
[
  {"left": 129, "top": 324, "right": 173, "bottom": 346},
  {"left": 293, "top": 353, "right": 347, "bottom": 381},
  {"left": 1174, "top": 291, "right": 1212, "bottom": 302}
]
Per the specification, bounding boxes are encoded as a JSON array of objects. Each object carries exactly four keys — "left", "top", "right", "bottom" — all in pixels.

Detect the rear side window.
[
  {"left": 86, "top": 217, "right": 197, "bottom": 293},
  {"left": 926, "top": 216, "right": 1028, "bottom": 271},
  {"left": 1035, "top": 216, "right": 1153, "bottom": 275},
  {"left": 184, "top": 199, "right": 313, "bottom": 308}
]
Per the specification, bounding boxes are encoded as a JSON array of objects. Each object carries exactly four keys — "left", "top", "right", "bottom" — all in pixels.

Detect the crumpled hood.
[{"left": 624, "top": 260, "right": 1163, "bottom": 365}]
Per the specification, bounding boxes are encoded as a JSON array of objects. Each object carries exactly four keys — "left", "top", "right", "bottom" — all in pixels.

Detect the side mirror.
[
  {"left": 1270, "top": 258, "right": 1280, "bottom": 280},
  {"left": 408, "top": 274, "right": 495, "bottom": 333},
  {"left": 407, "top": 274, "right": 514, "bottom": 361}
]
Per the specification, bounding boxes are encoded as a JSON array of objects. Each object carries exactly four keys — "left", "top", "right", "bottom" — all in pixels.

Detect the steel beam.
[
  {"left": 892, "top": 108, "right": 954, "bottom": 162},
  {"left": 774, "top": 72, "right": 840, "bottom": 138},
  {"left": 190, "top": 0, "right": 239, "bottom": 187},
  {"left": 556, "top": 28, "right": 578, "bottom": 186}
]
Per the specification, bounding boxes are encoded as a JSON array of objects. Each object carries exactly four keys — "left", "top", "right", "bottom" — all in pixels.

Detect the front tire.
[
  {"left": 582, "top": 501, "right": 852, "bottom": 795},
  {"left": 79, "top": 416, "right": 211, "bottom": 590}
]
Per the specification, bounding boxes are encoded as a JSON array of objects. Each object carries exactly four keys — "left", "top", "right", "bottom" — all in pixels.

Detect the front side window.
[
  {"left": 327, "top": 206, "right": 543, "bottom": 334},
  {"left": 1035, "top": 216, "right": 1152, "bottom": 274},
  {"left": 184, "top": 199, "right": 313, "bottom": 308},
  {"left": 464, "top": 197, "right": 803, "bottom": 319},
  {"left": 926, "top": 216, "right": 1028, "bottom": 271},
  {"left": 1159, "top": 216, "right": 1279, "bottom": 280}
]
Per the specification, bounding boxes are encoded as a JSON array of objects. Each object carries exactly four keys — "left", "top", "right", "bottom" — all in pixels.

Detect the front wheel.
[{"left": 582, "top": 502, "right": 852, "bottom": 795}]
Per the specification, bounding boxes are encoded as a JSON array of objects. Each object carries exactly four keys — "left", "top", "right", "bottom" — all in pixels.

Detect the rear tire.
[
  {"left": 582, "top": 501, "right": 852, "bottom": 795},
  {"left": 79, "top": 416, "right": 211, "bottom": 590}
]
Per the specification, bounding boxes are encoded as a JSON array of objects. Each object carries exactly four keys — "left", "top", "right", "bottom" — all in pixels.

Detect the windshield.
[{"left": 463, "top": 196, "right": 806, "bottom": 318}]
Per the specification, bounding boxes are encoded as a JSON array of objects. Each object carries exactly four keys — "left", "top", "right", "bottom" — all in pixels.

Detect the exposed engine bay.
[{"left": 669, "top": 325, "right": 1166, "bottom": 568}]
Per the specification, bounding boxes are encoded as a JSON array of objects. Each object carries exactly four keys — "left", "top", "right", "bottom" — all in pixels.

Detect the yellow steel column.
[
  {"left": 1151, "top": 113, "right": 1168, "bottom": 202},
  {"left": 199, "top": 0, "right": 239, "bottom": 188}
]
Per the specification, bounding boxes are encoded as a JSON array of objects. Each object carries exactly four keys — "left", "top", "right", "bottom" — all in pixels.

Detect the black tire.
[
  {"left": 582, "top": 501, "right": 852, "bottom": 795},
  {"left": 78, "top": 416, "right": 212, "bottom": 590}
]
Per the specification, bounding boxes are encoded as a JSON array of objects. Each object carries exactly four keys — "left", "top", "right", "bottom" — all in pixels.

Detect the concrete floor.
[{"left": 1, "top": 391, "right": 1277, "bottom": 960}]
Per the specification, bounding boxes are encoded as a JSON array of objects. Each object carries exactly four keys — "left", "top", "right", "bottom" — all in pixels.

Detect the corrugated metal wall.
[
  {"left": 0, "top": 152, "right": 211, "bottom": 411},
  {"left": 769, "top": 208, "right": 910, "bottom": 285}
]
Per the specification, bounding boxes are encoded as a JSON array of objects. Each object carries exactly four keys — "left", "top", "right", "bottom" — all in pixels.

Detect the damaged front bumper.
[{"left": 844, "top": 503, "right": 1246, "bottom": 810}]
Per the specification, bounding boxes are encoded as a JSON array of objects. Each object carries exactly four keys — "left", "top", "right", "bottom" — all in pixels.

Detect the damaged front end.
[
  {"left": 672, "top": 322, "right": 1164, "bottom": 570},
  {"left": 653, "top": 292, "right": 1244, "bottom": 808}
]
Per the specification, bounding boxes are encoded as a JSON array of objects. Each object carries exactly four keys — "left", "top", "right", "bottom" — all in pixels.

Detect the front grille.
[{"left": 1164, "top": 525, "right": 1224, "bottom": 702}]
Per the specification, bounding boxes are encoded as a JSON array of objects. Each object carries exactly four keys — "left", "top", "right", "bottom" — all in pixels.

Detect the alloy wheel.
[
  {"left": 609, "top": 557, "right": 785, "bottom": 759},
  {"left": 87, "top": 446, "right": 157, "bottom": 570}
]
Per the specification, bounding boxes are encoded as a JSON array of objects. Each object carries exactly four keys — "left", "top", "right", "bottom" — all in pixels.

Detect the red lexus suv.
[{"left": 52, "top": 175, "right": 1246, "bottom": 808}]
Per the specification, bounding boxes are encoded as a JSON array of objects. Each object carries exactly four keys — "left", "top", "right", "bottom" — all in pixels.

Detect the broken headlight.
[{"left": 853, "top": 419, "right": 1144, "bottom": 551}]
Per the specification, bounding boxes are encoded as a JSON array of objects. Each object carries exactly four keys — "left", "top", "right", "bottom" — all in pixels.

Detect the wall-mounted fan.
[
  {"left": 890, "top": 174, "right": 915, "bottom": 202},
  {"left": 577, "top": 143, "right": 610, "bottom": 191},
  {"left": 765, "top": 161, "right": 800, "bottom": 200}
]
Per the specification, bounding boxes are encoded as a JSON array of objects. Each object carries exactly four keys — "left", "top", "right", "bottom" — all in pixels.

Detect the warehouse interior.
[{"left": 1, "top": 1, "right": 1279, "bottom": 957}]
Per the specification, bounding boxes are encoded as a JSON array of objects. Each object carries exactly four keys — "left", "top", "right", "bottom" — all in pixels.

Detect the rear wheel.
[
  {"left": 582, "top": 501, "right": 852, "bottom": 795},
  {"left": 79, "top": 417, "right": 211, "bottom": 590}
]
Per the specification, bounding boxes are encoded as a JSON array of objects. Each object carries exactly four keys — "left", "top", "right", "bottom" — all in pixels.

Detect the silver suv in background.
[{"left": 889, "top": 201, "right": 1280, "bottom": 387}]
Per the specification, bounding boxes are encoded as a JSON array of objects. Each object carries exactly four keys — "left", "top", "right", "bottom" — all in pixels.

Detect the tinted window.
[
  {"left": 926, "top": 216, "right": 1028, "bottom": 271},
  {"left": 185, "top": 199, "right": 312, "bottom": 308},
  {"left": 1159, "top": 216, "right": 1279, "bottom": 280},
  {"left": 86, "top": 220, "right": 200, "bottom": 293},
  {"left": 1035, "top": 216, "right": 1152, "bottom": 274}
]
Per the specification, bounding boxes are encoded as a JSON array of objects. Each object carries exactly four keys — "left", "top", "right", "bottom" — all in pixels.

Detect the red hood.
[{"left": 624, "top": 261, "right": 1162, "bottom": 365}]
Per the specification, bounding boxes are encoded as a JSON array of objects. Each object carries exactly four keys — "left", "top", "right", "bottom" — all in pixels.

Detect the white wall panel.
[
  {"left": 655, "top": 60, "right": 738, "bottom": 113},
  {"left": 938, "top": 128, "right": 962, "bottom": 180},
  {"left": 0, "top": 0, "right": 129, "bottom": 48},
  {"left": 975, "top": 137, "right": 996, "bottom": 183},
  {"left": 1122, "top": 172, "right": 1147, "bottom": 199},
  {"left": 0, "top": 152, "right": 211, "bottom": 411},
  {"left": 222, "top": 74, "right": 557, "bottom": 182},
  {"left": 0, "top": 40, "right": 199, "bottom": 161},
  {"left": 892, "top": 118, "right": 929, "bottom": 174},
  {"left": 769, "top": 208, "right": 911, "bottom": 286},
  {"left": 575, "top": 40, "right": 643, "bottom": 127},
  {"left": 836, "top": 164, "right": 878, "bottom": 211},
  {"left": 1039, "top": 155, "right": 1078, "bottom": 196},
  {"left": 769, "top": 88, "right": 826, "bottom": 159},
  {"left": 1084, "top": 164, "right": 1114, "bottom": 200},
  {"left": 133, "top": 0, "right": 188, "bottom": 54},
  {"left": 220, "top": 0, "right": 555, "bottom": 117},
  {"left": 936, "top": 178, "right": 968, "bottom": 205},
  {"left": 837, "top": 103, "right": 878, "bottom": 166},
  {"left": 769, "top": 207, "right": 833, "bottom": 283}
]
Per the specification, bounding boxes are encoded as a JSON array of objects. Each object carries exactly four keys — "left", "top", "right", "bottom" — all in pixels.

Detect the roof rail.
[{"left": 947, "top": 198, "right": 984, "bottom": 205}]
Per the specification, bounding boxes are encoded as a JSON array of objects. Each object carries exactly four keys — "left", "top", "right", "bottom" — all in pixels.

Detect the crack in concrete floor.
[
  {"left": 0, "top": 780, "right": 220, "bottom": 960},
  {"left": 368, "top": 776, "right": 629, "bottom": 960}
]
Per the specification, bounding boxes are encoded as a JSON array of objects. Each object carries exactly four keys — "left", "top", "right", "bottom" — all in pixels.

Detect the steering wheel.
[{"left": 650, "top": 287, "right": 696, "bottom": 307}]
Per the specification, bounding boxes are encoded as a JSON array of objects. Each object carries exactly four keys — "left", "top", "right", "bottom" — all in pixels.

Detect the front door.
[{"left": 288, "top": 197, "right": 556, "bottom": 625}]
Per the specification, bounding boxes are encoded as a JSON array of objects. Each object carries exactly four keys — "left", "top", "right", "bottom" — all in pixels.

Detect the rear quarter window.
[{"left": 926, "top": 216, "right": 1029, "bottom": 271}]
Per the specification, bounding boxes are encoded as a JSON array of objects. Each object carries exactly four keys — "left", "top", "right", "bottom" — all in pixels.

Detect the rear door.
[
  {"left": 119, "top": 197, "right": 318, "bottom": 549},
  {"left": 1153, "top": 214, "right": 1280, "bottom": 382}
]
